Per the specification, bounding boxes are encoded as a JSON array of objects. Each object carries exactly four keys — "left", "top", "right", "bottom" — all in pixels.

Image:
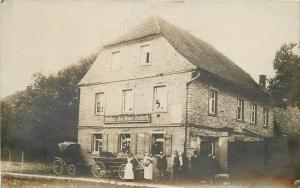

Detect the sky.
[{"left": 0, "top": 1, "right": 299, "bottom": 98}]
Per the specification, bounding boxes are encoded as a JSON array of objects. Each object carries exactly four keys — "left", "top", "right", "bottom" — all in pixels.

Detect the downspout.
[{"left": 184, "top": 71, "right": 201, "bottom": 153}]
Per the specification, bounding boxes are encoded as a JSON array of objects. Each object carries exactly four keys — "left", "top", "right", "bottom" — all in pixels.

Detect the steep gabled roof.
[{"left": 104, "top": 16, "right": 261, "bottom": 92}]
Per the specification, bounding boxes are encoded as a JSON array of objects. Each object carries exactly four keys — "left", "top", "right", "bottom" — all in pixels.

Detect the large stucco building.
[{"left": 77, "top": 17, "right": 273, "bottom": 171}]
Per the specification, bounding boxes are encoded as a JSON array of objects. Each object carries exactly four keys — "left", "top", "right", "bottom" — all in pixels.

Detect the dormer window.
[
  {"left": 111, "top": 51, "right": 121, "bottom": 70},
  {"left": 140, "top": 44, "right": 151, "bottom": 65}
]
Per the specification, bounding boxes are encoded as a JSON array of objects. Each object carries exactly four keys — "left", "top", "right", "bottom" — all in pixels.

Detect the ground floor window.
[
  {"left": 151, "top": 133, "right": 164, "bottom": 155},
  {"left": 120, "top": 133, "right": 131, "bottom": 152},
  {"left": 200, "top": 140, "right": 216, "bottom": 156},
  {"left": 93, "top": 134, "right": 102, "bottom": 153}
]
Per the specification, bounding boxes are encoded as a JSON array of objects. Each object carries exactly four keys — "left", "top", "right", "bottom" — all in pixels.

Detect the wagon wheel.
[
  {"left": 67, "top": 164, "right": 76, "bottom": 176},
  {"left": 52, "top": 159, "right": 64, "bottom": 176},
  {"left": 91, "top": 161, "right": 106, "bottom": 178},
  {"left": 118, "top": 164, "right": 126, "bottom": 179}
]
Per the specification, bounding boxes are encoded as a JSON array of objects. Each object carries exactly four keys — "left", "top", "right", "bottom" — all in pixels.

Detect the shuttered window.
[
  {"left": 153, "top": 85, "right": 167, "bottom": 112},
  {"left": 151, "top": 133, "right": 164, "bottom": 155},
  {"left": 120, "top": 133, "right": 131, "bottom": 152},
  {"left": 92, "top": 134, "right": 102, "bottom": 154},
  {"left": 95, "top": 92, "right": 105, "bottom": 115},
  {"left": 140, "top": 44, "right": 151, "bottom": 65},
  {"left": 122, "top": 89, "right": 134, "bottom": 113},
  {"left": 111, "top": 51, "right": 121, "bottom": 70}
]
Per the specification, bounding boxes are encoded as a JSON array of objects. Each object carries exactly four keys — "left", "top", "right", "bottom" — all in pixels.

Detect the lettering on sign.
[{"left": 104, "top": 114, "right": 151, "bottom": 124}]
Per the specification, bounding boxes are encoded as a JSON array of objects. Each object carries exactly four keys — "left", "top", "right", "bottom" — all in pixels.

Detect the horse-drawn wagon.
[{"left": 51, "top": 142, "right": 143, "bottom": 179}]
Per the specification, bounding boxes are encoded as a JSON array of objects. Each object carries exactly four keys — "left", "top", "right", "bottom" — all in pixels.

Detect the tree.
[
  {"left": 1, "top": 53, "right": 97, "bottom": 161},
  {"left": 268, "top": 43, "right": 300, "bottom": 108}
]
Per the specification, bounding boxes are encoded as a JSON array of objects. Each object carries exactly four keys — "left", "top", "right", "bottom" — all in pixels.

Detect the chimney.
[{"left": 259, "top": 75, "right": 266, "bottom": 89}]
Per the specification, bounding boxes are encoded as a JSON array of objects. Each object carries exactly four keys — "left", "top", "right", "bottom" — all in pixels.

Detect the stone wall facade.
[{"left": 78, "top": 35, "right": 274, "bottom": 172}]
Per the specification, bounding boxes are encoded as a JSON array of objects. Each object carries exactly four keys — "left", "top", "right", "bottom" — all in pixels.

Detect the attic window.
[
  {"left": 140, "top": 44, "right": 151, "bottom": 65},
  {"left": 111, "top": 51, "right": 121, "bottom": 70}
]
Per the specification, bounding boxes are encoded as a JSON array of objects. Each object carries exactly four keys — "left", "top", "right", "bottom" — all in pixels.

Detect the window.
[
  {"left": 250, "top": 104, "right": 257, "bottom": 124},
  {"left": 95, "top": 93, "right": 105, "bottom": 115},
  {"left": 111, "top": 51, "right": 121, "bottom": 70},
  {"left": 153, "top": 85, "right": 167, "bottom": 112},
  {"left": 263, "top": 107, "right": 269, "bottom": 127},
  {"left": 140, "top": 44, "right": 151, "bottom": 65},
  {"left": 236, "top": 99, "right": 244, "bottom": 121},
  {"left": 151, "top": 133, "right": 164, "bottom": 155},
  {"left": 122, "top": 89, "right": 134, "bottom": 113},
  {"left": 93, "top": 134, "right": 102, "bottom": 153},
  {"left": 120, "top": 133, "right": 131, "bottom": 152},
  {"left": 208, "top": 89, "right": 217, "bottom": 115}
]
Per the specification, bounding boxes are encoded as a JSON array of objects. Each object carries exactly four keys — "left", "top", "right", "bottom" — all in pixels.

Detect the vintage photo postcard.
[{"left": 1, "top": 1, "right": 299, "bottom": 188}]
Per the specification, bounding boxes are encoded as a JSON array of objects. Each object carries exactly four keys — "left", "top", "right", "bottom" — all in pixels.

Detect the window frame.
[
  {"left": 153, "top": 84, "right": 168, "bottom": 113},
  {"left": 250, "top": 103, "right": 257, "bottom": 124},
  {"left": 263, "top": 107, "right": 269, "bottom": 127},
  {"left": 208, "top": 89, "right": 218, "bottom": 116},
  {"left": 92, "top": 133, "right": 103, "bottom": 154},
  {"left": 236, "top": 99, "right": 244, "bottom": 121},
  {"left": 140, "top": 43, "right": 151, "bottom": 66},
  {"left": 121, "top": 89, "right": 134, "bottom": 114},
  {"left": 95, "top": 92, "right": 105, "bottom": 115},
  {"left": 111, "top": 51, "right": 121, "bottom": 71},
  {"left": 119, "top": 132, "right": 131, "bottom": 152}
]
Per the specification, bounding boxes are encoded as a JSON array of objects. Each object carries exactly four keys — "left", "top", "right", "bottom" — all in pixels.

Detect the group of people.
[
  {"left": 122, "top": 150, "right": 220, "bottom": 181},
  {"left": 123, "top": 151, "right": 167, "bottom": 181}
]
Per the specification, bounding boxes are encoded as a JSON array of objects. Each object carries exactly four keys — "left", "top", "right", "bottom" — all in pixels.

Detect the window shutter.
[
  {"left": 102, "top": 133, "right": 108, "bottom": 152},
  {"left": 131, "top": 133, "right": 137, "bottom": 154},
  {"left": 87, "top": 133, "right": 93, "bottom": 153},
  {"left": 165, "top": 133, "right": 172, "bottom": 156},
  {"left": 144, "top": 133, "right": 151, "bottom": 154},
  {"left": 113, "top": 134, "right": 119, "bottom": 154}
]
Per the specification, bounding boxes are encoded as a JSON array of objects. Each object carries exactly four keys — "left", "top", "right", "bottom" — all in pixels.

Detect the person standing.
[
  {"left": 172, "top": 151, "right": 180, "bottom": 179},
  {"left": 124, "top": 153, "right": 134, "bottom": 181},
  {"left": 157, "top": 151, "right": 167, "bottom": 178},
  {"left": 143, "top": 153, "right": 153, "bottom": 180},
  {"left": 190, "top": 150, "right": 199, "bottom": 178},
  {"left": 180, "top": 152, "right": 189, "bottom": 178}
]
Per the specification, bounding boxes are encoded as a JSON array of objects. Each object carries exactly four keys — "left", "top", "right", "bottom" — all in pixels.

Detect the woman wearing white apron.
[
  {"left": 143, "top": 153, "right": 153, "bottom": 180},
  {"left": 124, "top": 153, "right": 134, "bottom": 181}
]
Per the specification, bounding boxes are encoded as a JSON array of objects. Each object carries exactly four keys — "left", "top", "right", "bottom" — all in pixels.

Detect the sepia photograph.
[{"left": 0, "top": 1, "right": 300, "bottom": 188}]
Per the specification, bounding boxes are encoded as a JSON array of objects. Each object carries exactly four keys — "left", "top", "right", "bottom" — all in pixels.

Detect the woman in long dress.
[
  {"left": 143, "top": 153, "right": 153, "bottom": 180},
  {"left": 124, "top": 153, "right": 134, "bottom": 181}
]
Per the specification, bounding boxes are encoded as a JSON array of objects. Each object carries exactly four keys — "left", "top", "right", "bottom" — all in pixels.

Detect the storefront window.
[
  {"left": 151, "top": 133, "right": 164, "bottom": 155},
  {"left": 120, "top": 133, "right": 131, "bottom": 152}
]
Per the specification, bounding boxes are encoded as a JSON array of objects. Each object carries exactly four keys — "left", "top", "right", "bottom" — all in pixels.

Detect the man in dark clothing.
[
  {"left": 210, "top": 155, "right": 221, "bottom": 178},
  {"left": 190, "top": 150, "right": 200, "bottom": 178},
  {"left": 157, "top": 151, "right": 167, "bottom": 178},
  {"left": 172, "top": 151, "right": 180, "bottom": 179},
  {"left": 180, "top": 152, "right": 189, "bottom": 178},
  {"left": 198, "top": 152, "right": 212, "bottom": 180}
]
